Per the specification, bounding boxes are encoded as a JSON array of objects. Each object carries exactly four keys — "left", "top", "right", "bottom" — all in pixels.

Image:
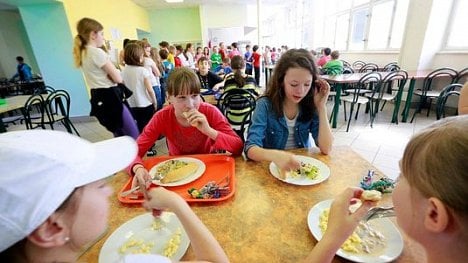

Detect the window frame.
[{"left": 443, "top": 0, "right": 468, "bottom": 50}]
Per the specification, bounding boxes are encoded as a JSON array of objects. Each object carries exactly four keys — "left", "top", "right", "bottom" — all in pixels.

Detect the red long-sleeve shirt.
[{"left": 128, "top": 102, "right": 243, "bottom": 172}]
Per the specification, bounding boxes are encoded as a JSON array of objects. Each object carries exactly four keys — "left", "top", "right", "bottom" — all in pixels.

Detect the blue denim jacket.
[{"left": 245, "top": 97, "right": 319, "bottom": 154}]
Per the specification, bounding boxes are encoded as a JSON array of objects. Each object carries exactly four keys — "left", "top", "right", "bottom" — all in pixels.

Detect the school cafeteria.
[{"left": 0, "top": 0, "right": 467, "bottom": 262}]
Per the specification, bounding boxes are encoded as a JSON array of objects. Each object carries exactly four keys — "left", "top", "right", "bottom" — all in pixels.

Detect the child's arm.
[
  {"left": 144, "top": 77, "right": 158, "bottom": 110},
  {"left": 144, "top": 188, "right": 229, "bottom": 263}
]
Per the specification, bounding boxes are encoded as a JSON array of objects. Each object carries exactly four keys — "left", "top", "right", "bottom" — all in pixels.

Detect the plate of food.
[
  {"left": 99, "top": 212, "right": 190, "bottom": 262},
  {"left": 307, "top": 199, "right": 403, "bottom": 263},
  {"left": 269, "top": 155, "right": 330, "bottom": 185},
  {"left": 149, "top": 157, "right": 206, "bottom": 187}
]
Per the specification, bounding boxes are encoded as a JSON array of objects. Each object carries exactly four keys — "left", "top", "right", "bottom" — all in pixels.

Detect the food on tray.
[
  {"left": 284, "top": 162, "right": 320, "bottom": 179},
  {"left": 361, "top": 190, "right": 382, "bottom": 201},
  {"left": 163, "top": 228, "right": 182, "bottom": 257},
  {"left": 155, "top": 160, "right": 199, "bottom": 183},
  {"left": 188, "top": 180, "right": 230, "bottom": 199},
  {"left": 319, "top": 208, "right": 386, "bottom": 254},
  {"left": 119, "top": 237, "right": 154, "bottom": 254}
]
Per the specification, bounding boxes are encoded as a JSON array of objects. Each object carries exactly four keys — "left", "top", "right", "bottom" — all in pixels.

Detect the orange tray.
[{"left": 118, "top": 154, "right": 236, "bottom": 204}]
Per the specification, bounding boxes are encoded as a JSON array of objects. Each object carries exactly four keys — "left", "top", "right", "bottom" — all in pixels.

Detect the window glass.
[
  {"left": 353, "top": 0, "right": 370, "bottom": 7},
  {"left": 335, "top": 13, "right": 350, "bottom": 50},
  {"left": 349, "top": 8, "right": 368, "bottom": 50},
  {"left": 368, "top": 1, "right": 393, "bottom": 49},
  {"left": 447, "top": 0, "right": 468, "bottom": 48},
  {"left": 390, "top": 0, "right": 409, "bottom": 48}
]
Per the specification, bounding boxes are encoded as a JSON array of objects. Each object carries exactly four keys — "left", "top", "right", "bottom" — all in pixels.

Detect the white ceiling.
[{"left": 130, "top": 0, "right": 285, "bottom": 9}]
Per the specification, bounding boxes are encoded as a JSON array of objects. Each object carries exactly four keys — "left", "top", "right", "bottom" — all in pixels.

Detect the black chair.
[
  {"left": 342, "top": 66, "right": 354, "bottom": 74},
  {"left": 382, "top": 62, "right": 400, "bottom": 72},
  {"left": 340, "top": 72, "right": 381, "bottom": 131},
  {"left": 22, "top": 94, "right": 46, "bottom": 130},
  {"left": 44, "top": 89, "right": 80, "bottom": 136},
  {"left": 367, "top": 70, "right": 408, "bottom": 125},
  {"left": 352, "top": 60, "right": 366, "bottom": 70},
  {"left": 456, "top": 67, "right": 468, "bottom": 84},
  {"left": 341, "top": 60, "right": 351, "bottom": 68},
  {"left": 358, "top": 63, "right": 379, "bottom": 73},
  {"left": 410, "top": 68, "right": 458, "bottom": 122},
  {"left": 34, "top": 85, "right": 56, "bottom": 95},
  {"left": 217, "top": 89, "right": 256, "bottom": 141},
  {"left": 435, "top": 83, "right": 463, "bottom": 119}
]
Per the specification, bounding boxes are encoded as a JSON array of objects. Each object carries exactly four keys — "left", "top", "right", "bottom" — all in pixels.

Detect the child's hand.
[
  {"left": 184, "top": 109, "right": 211, "bottom": 133},
  {"left": 313, "top": 79, "right": 330, "bottom": 109},
  {"left": 324, "top": 188, "right": 375, "bottom": 239},
  {"left": 131, "top": 166, "right": 152, "bottom": 190},
  {"left": 142, "top": 187, "right": 184, "bottom": 211},
  {"left": 273, "top": 152, "right": 301, "bottom": 177}
]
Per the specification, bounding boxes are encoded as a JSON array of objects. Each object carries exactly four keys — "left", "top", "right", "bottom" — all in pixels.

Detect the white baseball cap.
[{"left": 0, "top": 130, "right": 137, "bottom": 252}]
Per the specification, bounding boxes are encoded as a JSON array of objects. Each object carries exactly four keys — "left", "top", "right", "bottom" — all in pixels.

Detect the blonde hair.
[
  {"left": 73, "top": 18, "right": 103, "bottom": 67},
  {"left": 402, "top": 116, "right": 468, "bottom": 218},
  {"left": 167, "top": 67, "right": 200, "bottom": 96}
]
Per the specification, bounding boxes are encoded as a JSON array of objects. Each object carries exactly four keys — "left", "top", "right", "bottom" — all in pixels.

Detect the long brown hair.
[
  {"left": 124, "top": 43, "right": 144, "bottom": 66},
  {"left": 264, "top": 48, "right": 319, "bottom": 121},
  {"left": 167, "top": 67, "right": 200, "bottom": 96},
  {"left": 73, "top": 18, "right": 103, "bottom": 67}
]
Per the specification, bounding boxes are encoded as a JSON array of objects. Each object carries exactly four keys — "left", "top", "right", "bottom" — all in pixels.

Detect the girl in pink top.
[{"left": 129, "top": 67, "right": 243, "bottom": 185}]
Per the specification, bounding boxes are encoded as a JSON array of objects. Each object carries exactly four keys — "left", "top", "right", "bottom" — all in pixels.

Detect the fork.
[{"left": 363, "top": 206, "right": 395, "bottom": 221}]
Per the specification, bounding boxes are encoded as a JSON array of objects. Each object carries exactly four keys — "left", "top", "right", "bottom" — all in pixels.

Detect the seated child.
[
  {"left": 215, "top": 57, "right": 233, "bottom": 76},
  {"left": 322, "top": 50, "right": 343, "bottom": 75},
  {"left": 196, "top": 56, "right": 224, "bottom": 93}
]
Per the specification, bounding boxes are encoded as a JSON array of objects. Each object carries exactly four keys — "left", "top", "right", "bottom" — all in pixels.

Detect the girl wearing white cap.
[{"left": 0, "top": 130, "right": 228, "bottom": 263}]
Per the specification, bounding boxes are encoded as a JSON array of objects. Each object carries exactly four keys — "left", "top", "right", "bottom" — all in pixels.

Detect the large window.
[
  {"left": 445, "top": 0, "right": 468, "bottom": 49},
  {"left": 326, "top": 0, "right": 409, "bottom": 51}
]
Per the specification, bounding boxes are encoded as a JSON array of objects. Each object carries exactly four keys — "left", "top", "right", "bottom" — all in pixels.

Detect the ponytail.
[
  {"left": 73, "top": 35, "right": 86, "bottom": 67},
  {"left": 73, "top": 17, "right": 104, "bottom": 68}
]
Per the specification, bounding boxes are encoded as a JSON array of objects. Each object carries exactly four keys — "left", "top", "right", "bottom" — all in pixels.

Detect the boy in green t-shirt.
[
  {"left": 210, "top": 46, "right": 222, "bottom": 72},
  {"left": 322, "top": 50, "right": 344, "bottom": 75}
]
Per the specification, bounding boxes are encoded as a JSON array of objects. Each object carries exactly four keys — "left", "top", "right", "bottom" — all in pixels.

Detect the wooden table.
[
  {"left": 79, "top": 147, "right": 425, "bottom": 262},
  {"left": 0, "top": 95, "right": 31, "bottom": 132}
]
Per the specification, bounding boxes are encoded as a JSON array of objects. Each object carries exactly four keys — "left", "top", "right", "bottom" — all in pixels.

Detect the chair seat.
[
  {"left": 2, "top": 115, "right": 23, "bottom": 124},
  {"left": 414, "top": 89, "right": 441, "bottom": 98},
  {"left": 366, "top": 93, "right": 395, "bottom": 101},
  {"left": 340, "top": 95, "right": 369, "bottom": 104},
  {"left": 344, "top": 89, "right": 371, "bottom": 95}
]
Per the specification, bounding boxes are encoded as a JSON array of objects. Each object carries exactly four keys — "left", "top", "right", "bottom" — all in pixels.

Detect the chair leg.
[
  {"left": 346, "top": 103, "right": 355, "bottom": 132},
  {"left": 355, "top": 104, "right": 361, "bottom": 120},
  {"left": 343, "top": 102, "right": 347, "bottom": 121},
  {"left": 426, "top": 98, "right": 432, "bottom": 117},
  {"left": 380, "top": 100, "right": 387, "bottom": 111}
]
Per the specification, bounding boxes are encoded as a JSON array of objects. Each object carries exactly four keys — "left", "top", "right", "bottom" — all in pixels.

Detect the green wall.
[
  {"left": 20, "top": 2, "right": 89, "bottom": 116},
  {"left": 149, "top": 7, "right": 202, "bottom": 44}
]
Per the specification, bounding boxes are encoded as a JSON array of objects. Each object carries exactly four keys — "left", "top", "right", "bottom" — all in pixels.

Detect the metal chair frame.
[
  {"left": 44, "top": 89, "right": 80, "bottom": 136},
  {"left": 410, "top": 68, "right": 458, "bottom": 122},
  {"left": 22, "top": 94, "right": 46, "bottom": 130},
  {"left": 435, "top": 83, "right": 463, "bottom": 119}
]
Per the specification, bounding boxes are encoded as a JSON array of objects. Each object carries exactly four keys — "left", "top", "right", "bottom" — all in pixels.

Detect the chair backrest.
[
  {"left": 45, "top": 89, "right": 71, "bottom": 122},
  {"left": 34, "top": 85, "right": 56, "bottom": 95},
  {"left": 218, "top": 89, "right": 257, "bottom": 141},
  {"left": 383, "top": 62, "right": 400, "bottom": 72},
  {"left": 456, "top": 67, "right": 468, "bottom": 84},
  {"left": 352, "top": 60, "right": 366, "bottom": 70},
  {"left": 22, "top": 94, "right": 45, "bottom": 129},
  {"left": 436, "top": 90, "right": 460, "bottom": 120},
  {"left": 380, "top": 70, "right": 408, "bottom": 99},
  {"left": 342, "top": 65, "right": 354, "bottom": 74},
  {"left": 421, "top": 68, "right": 458, "bottom": 95},
  {"left": 358, "top": 63, "right": 379, "bottom": 73},
  {"left": 351, "top": 72, "right": 382, "bottom": 103},
  {"left": 341, "top": 60, "right": 351, "bottom": 67}
]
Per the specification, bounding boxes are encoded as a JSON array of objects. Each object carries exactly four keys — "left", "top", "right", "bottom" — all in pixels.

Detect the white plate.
[
  {"left": 269, "top": 155, "right": 330, "bottom": 185},
  {"left": 307, "top": 199, "right": 403, "bottom": 263},
  {"left": 149, "top": 157, "right": 206, "bottom": 187},
  {"left": 99, "top": 212, "right": 190, "bottom": 263}
]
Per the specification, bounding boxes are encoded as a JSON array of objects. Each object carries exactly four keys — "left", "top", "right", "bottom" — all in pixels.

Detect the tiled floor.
[{"left": 4, "top": 101, "right": 437, "bottom": 180}]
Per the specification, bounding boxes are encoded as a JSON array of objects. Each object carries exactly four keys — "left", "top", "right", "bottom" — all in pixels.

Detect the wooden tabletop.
[
  {"left": 78, "top": 147, "right": 425, "bottom": 263},
  {"left": 0, "top": 95, "right": 31, "bottom": 114}
]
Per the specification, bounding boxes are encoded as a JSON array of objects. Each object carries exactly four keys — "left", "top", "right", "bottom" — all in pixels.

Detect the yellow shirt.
[{"left": 167, "top": 53, "right": 175, "bottom": 66}]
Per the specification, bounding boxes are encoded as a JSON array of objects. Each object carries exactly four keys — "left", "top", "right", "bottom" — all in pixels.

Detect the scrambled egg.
[
  {"left": 163, "top": 228, "right": 182, "bottom": 257},
  {"left": 119, "top": 238, "right": 155, "bottom": 254},
  {"left": 319, "top": 208, "right": 386, "bottom": 254}
]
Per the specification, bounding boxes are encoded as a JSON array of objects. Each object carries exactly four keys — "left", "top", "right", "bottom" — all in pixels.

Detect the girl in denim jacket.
[{"left": 245, "top": 49, "right": 333, "bottom": 172}]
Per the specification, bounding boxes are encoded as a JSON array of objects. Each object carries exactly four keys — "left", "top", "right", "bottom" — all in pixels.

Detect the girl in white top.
[
  {"left": 139, "top": 41, "right": 162, "bottom": 111},
  {"left": 122, "top": 43, "right": 157, "bottom": 133},
  {"left": 73, "top": 17, "right": 139, "bottom": 139},
  {"left": 185, "top": 43, "right": 196, "bottom": 69}
]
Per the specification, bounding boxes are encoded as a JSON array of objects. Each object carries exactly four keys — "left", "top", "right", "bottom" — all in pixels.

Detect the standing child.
[
  {"left": 210, "top": 46, "right": 222, "bottom": 73},
  {"left": 304, "top": 116, "right": 468, "bottom": 263},
  {"left": 139, "top": 41, "right": 162, "bottom": 111},
  {"left": 121, "top": 43, "right": 157, "bottom": 133},
  {"left": 252, "top": 45, "right": 262, "bottom": 86},
  {"left": 150, "top": 47, "right": 166, "bottom": 108},
  {"left": 203, "top": 46, "right": 210, "bottom": 58},
  {"left": 194, "top": 46, "right": 203, "bottom": 64},
  {"left": 129, "top": 67, "right": 244, "bottom": 187},
  {"left": 73, "top": 17, "right": 139, "bottom": 139},
  {"left": 158, "top": 49, "right": 174, "bottom": 106},
  {"left": 244, "top": 44, "right": 253, "bottom": 75},
  {"left": 245, "top": 48, "right": 333, "bottom": 172}
]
